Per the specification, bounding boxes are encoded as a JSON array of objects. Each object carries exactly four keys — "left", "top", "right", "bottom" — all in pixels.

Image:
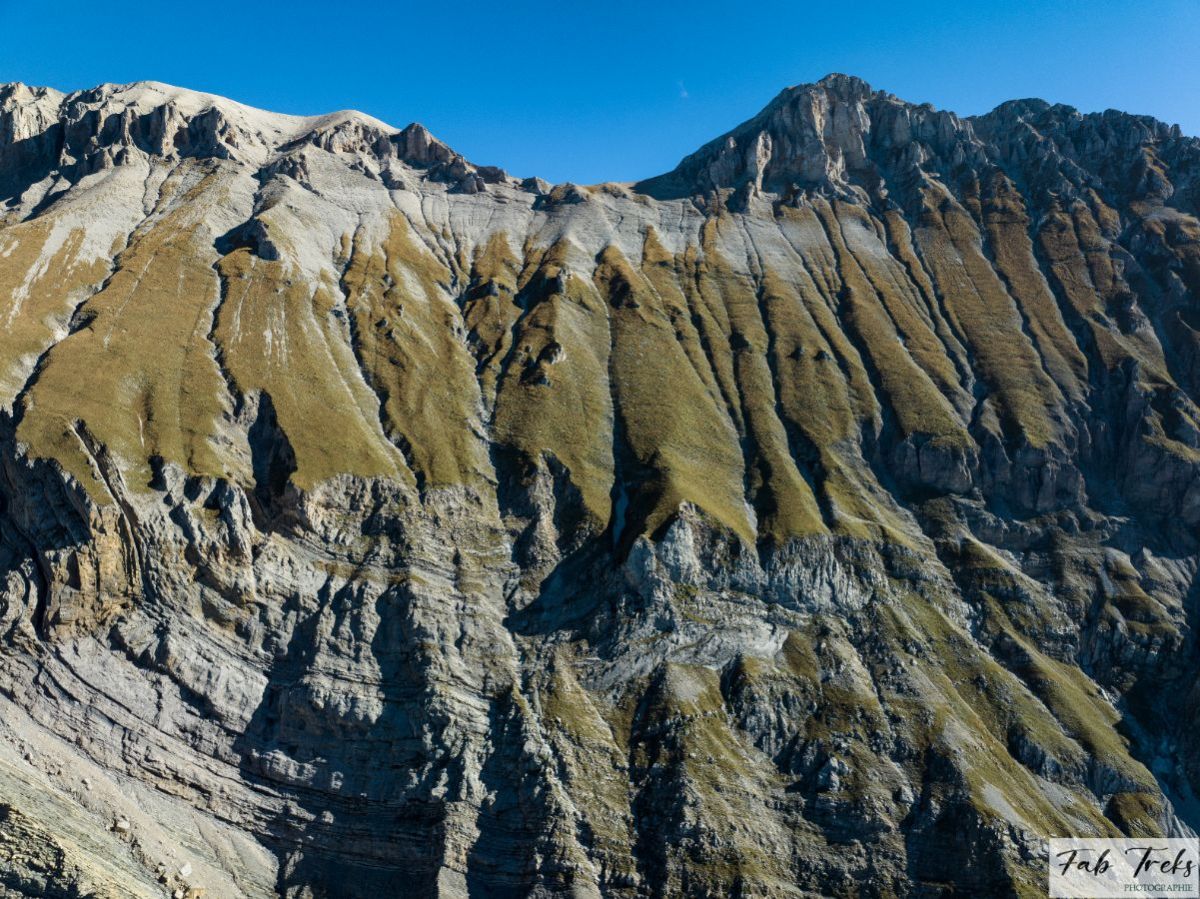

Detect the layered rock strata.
[{"left": 0, "top": 74, "right": 1196, "bottom": 897}]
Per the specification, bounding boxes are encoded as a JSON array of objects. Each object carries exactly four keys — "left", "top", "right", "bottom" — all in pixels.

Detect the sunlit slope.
[{"left": 7, "top": 78, "right": 1196, "bottom": 543}]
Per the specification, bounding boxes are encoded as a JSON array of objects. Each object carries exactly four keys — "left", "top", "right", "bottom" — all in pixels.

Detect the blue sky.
[{"left": 2, "top": 0, "right": 1196, "bottom": 184}]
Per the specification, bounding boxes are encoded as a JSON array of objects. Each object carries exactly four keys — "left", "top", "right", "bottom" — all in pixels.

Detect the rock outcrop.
[{"left": 0, "top": 74, "right": 1197, "bottom": 897}]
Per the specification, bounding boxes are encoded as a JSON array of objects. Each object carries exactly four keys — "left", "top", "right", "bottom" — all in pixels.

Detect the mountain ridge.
[{"left": 5, "top": 73, "right": 1194, "bottom": 192}]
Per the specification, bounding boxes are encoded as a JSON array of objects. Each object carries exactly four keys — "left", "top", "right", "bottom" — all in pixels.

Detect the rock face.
[{"left": 0, "top": 73, "right": 1197, "bottom": 897}]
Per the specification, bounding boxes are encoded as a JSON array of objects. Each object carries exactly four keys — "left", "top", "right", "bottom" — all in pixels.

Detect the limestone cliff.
[{"left": 0, "top": 74, "right": 1197, "bottom": 897}]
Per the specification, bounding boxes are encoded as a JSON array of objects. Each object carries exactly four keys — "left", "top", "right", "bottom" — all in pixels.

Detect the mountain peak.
[
  {"left": 636, "top": 73, "right": 909, "bottom": 200},
  {"left": 0, "top": 79, "right": 517, "bottom": 203},
  {"left": 813, "top": 71, "right": 875, "bottom": 94}
]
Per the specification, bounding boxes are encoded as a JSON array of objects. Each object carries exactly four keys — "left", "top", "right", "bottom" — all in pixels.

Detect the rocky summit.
[{"left": 0, "top": 72, "right": 1196, "bottom": 898}]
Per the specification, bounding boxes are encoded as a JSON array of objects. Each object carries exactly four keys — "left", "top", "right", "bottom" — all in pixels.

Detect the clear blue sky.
[{"left": 2, "top": 0, "right": 1196, "bottom": 184}]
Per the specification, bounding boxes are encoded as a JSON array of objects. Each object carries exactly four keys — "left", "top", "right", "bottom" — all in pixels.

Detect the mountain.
[{"left": 0, "top": 73, "right": 1197, "bottom": 897}]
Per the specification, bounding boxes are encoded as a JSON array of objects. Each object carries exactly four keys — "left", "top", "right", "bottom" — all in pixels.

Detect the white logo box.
[{"left": 1049, "top": 839, "right": 1200, "bottom": 898}]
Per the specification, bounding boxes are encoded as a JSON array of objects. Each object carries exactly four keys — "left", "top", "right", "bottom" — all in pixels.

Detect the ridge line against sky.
[{"left": 1, "top": 0, "right": 1196, "bottom": 184}]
